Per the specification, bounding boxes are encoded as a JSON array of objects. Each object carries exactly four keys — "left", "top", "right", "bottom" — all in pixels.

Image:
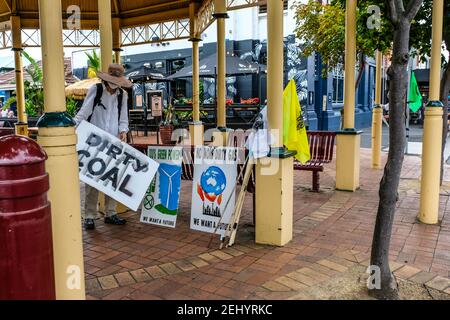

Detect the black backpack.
[{"left": 87, "top": 83, "right": 124, "bottom": 123}]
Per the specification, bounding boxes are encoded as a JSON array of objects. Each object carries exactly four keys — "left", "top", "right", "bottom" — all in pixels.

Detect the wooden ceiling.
[{"left": 0, "top": 0, "right": 206, "bottom": 29}]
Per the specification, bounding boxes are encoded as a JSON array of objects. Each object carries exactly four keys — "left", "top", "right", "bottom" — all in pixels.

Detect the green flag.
[{"left": 409, "top": 71, "right": 422, "bottom": 113}]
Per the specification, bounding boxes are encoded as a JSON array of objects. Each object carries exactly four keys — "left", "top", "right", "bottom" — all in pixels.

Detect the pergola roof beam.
[
  {"left": 2, "top": 0, "right": 11, "bottom": 13},
  {"left": 0, "top": 0, "right": 267, "bottom": 50},
  {"left": 112, "top": 0, "right": 120, "bottom": 16},
  {"left": 120, "top": 0, "right": 190, "bottom": 16}
]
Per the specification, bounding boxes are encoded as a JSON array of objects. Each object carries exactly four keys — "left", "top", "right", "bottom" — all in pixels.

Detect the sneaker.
[
  {"left": 104, "top": 215, "right": 127, "bottom": 225},
  {"left": 84, "top": 218, "right": 95, "bottom": 230}
]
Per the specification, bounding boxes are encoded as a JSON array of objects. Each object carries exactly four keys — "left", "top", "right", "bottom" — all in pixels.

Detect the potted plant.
[
  {"left": 176, "top": 110, "right": 208, "bottom": 123},
  {"left": 160, "top": 101, "right": 178, "bottom": 145},
  {"left": 4, "top": 51, "right": 44, "bottom": 118}
]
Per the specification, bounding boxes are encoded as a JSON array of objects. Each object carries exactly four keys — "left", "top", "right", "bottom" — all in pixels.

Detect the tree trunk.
[
  {"left": 369, "top": 20, "right": 412, "bottom": 300},
  {"left": 355, "top": 53, "right": 366, "bottom": 90},
  {"left": 439, "top": 31, "right": 450, "bottom": 185}
]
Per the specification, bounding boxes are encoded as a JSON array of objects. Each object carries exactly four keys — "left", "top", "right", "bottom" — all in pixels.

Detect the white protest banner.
[
  {"left": 76, "top": 120, "right": 159, "bottom": 211},
  {"left": 140, "top": 146, "right": 183, "bottom": 228},
  {"left": 190, "top": 146, "right": 238, "bottom": 235}
]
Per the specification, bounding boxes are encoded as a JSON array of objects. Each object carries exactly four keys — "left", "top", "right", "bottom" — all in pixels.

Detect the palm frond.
[
  {"left": 3, "top": 96, "right": 16, "bottom": 110},
  {"left": 22, "top": 50, "right": 43, "bottom": 84},
  {"left": 85, "top": 50, "right": 101, "bottom": 72}
]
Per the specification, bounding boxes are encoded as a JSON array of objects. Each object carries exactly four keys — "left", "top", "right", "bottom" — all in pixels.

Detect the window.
[
  {"left": 168, "top": 59, "right": 185, "bottom": 75},
  {"left": 332, "top": 76, "right": 344, "bottom": 104},
  {"left": 259, "top": 0, "right": 288, "bottom": 14},
  {"left": 332, "top": 64, "right": 344, "bottom": 104},
  {"left": 167, "top": 59, "right": 187, "bottom": 99}
]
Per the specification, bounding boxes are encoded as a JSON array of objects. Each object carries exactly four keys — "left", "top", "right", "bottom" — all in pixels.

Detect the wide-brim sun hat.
[{"left": 96, "top": 63, "right": 133, "bottom": 88}]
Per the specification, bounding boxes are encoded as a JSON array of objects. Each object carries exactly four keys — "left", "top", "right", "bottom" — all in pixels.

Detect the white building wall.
[
  {"left": 257, "top": 6, "right": 297, "bottom": 40},
  {"left": 121, "top": 38, "right": 192, "bottom": 61},
  {"left": 74, "top": 2, "right": 305, "bottom": 68},
  {"left": 121, "top": 2, "right": 302, "bottom": 58}
]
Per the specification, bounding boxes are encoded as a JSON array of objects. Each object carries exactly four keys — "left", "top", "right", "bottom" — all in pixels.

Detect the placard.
[
  {"left": 140, "top": 146, "right": 183, "bottom": 228},
  {"left": 151, "top": 95, "right": 162, "bottom": 117},
  {"left": 135, "top": 94, "right": 143, "bottom": 108},
  {"left": 190, "top": 146, "right": 238, "bottom": 235},
  {"left": 76, "top": 120, "right": 159, "bottom": 211}
]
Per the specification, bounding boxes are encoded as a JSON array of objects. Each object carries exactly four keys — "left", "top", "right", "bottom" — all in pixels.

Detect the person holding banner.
[{"left": 74, "top": 64, "right": 133, "bottom": 230}]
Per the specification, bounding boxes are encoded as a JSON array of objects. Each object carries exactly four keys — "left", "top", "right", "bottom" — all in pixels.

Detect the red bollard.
[{"left": 0, "top": 135, "right": 56, "bottom": 300}]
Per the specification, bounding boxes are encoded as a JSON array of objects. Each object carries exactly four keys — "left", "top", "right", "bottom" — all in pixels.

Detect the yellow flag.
[
  {"left": 87, "top": 67, "right": 97, "bottom": 79},
  {"left": 283, "top": 79, "right": 311, "bottom": 164}
]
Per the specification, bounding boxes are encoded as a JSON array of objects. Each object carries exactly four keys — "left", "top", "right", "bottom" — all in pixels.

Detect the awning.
[
  {"left": 125, "top": 64, "right": 167, "bottom": 82},
  {"left": 167, "top": 54, "right": 266, "bottom": 79},
  {"left": 413, "top": 69, "right": 430, "bottom": 84}
]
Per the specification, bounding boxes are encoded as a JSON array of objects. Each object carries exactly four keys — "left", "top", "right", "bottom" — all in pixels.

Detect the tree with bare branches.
[{"left": 369, "top": 0, "right": 424, "bottom": 300}]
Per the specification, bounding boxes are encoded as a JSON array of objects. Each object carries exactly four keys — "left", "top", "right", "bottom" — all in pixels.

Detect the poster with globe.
[
  {"left": 140, "top": 146, "right": 183, "bottom": 228},
  {"left": 191, "top": 146, "right": 238, "bottom": 235}
]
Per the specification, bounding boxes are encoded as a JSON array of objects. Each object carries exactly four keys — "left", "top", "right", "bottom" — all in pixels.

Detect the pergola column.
[
  {"left": 189, "top": 0, "right": 204, "bottom": 145},
  {"left": 255, "top": 0, "right": 294, "bottom": 246},
  {"left": 98, "top": 0, "right": 113, "bottom": 71},
  {"left": 112, "top": 17, "right": 122, "bottom": 64},
  {"left": 212, "top": 0, "right": 229, "bottom": 146},
  {"left": 10, "top": 15, "right": 27, "bottom": 136},
  {"left": 419, "top": 0, "right": 445, "bottom": 224},
  {"left": 36, "top": 0, "right": 85, "bottom": 299},
  {"left": 97, "top": 0, "right": 116, "bottom": 215},
  {"left": 371, "top": 50, "right": 383, "bottom": 169},
  {"left": 113, "top": 15, "right": 127, "bottom": 217},
  {"left": 335, "top": 0, "right": 360, "bottom": 191}
]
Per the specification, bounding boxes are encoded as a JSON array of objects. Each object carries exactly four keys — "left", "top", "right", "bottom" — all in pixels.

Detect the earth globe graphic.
[{"left": 200, "top": 166, "right": 227, "bottom": 197}]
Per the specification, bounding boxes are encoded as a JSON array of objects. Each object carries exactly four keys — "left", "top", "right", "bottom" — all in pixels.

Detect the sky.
[
  {"left": 1, "top": 38, "right": 238, "bottom": 71},
  {"left": 0, "top": 39, "right": 193, "bottom": 70},
  {"left": 0, "top": 47, "right": 84, "bottom": 68}
]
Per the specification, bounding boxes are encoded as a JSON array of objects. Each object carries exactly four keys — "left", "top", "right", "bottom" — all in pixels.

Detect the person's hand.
[{"left": 119, "top": 131, "right": 127, "bottom": 142}]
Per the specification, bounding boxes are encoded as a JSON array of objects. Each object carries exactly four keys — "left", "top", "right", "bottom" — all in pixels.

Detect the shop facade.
[{"left": 71, "top": 4, "right": 377, "bottom": 131}]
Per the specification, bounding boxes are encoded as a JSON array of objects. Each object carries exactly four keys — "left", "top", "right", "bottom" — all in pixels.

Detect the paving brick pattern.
[{"left": 83, "top": 148, "right": 450, "bottom": 299}]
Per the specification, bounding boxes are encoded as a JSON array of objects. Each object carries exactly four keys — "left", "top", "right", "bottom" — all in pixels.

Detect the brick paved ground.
[{"left": 83, "top": 144, "right": 450, "bottom": 300}]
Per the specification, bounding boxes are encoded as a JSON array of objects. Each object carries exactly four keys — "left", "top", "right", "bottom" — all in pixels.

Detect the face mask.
[{"left": 107, "top": 82, "right": 119, "bottom": 90}]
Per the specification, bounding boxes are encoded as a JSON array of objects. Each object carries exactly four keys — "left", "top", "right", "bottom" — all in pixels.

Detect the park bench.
[
  {"left": 128, "top": 110, "right": 161, "bottom": 142},
  {"left": 0, "top": 127, "right": 39, "bottom": 140},
  {"left": 0, "top": 127, "right": 14, "bottom": 138},
  {"left": 128, "top": 111, "right": 146, "bottom": 135},
  {"left": 293, "top": 131, "right": 336, "bottom": 192}
]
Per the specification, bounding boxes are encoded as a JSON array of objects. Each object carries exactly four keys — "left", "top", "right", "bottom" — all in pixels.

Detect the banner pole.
[
  {"left": 223, "top": 158, "right": 254, "bottom": 248},
  {"left": 405, "top": 57, "right": 413, "bottom": 154},
  {"left": 207, "top": 154, "right": 250, "bottom": 248}
]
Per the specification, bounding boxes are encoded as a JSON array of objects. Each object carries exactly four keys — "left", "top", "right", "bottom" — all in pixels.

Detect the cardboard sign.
[
  {"left": 190, "top": 146, "right": 238, "bottom": 235},
  {"left": 76, "top": 120, "right": 159, "bottom": 211},
  {"left": 140, "top": 146, "right": 183, "bottom": 228}
]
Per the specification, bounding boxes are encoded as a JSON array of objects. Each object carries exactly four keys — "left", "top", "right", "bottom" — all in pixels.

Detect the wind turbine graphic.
[{"left": 159, "top": 166, "right": 180, "bottom": 209}]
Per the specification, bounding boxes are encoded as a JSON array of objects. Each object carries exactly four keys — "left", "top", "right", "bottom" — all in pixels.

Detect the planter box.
[{"left": 159, "top": 124, "right": 175, "bottom": 145}]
